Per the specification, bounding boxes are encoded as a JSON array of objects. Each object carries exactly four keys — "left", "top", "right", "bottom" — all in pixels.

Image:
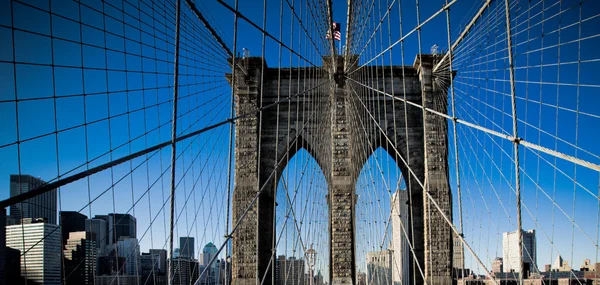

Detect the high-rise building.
[
  {"left": 275, "top": 256, "right": 305, "bottom": 285},
  {"left": 9, "top": 174, "right": 57, "bottom": 224},
  {"left": 97, "top": 249, "right": 126, "bottom": 275},
  {"left": 180, "top": 236, "right": 195, "bottom": 259},
  {"left": 170, "top": 258, "right": 200, "bottom": 285},
  {"left": 492, "top": 257, "right": 503, "bottom": 274},
  {"left": 60, "top": 211, "right": 87, "bottom": 248},
  {"left": 63, "top": 231, "right": 97, "bottom": 285},
  {"left": 6, "top": 219, "right": 62, "bottom": 285},
  {"left": 367, "top": 250, "right": 393, "bottom": 285},
  {"left": 5, "top": 247, "right": 22, "bottom": 284},
  {"left": 201, "top": 242, "right": 218, "bottom": 268},
  {"left": 200, "top": 242, "right": 219, "bottom": 283},
  {"left": 216, "top": 258, "right": 231, "bottom": 285},
  {"left": 315, "top": 270, "right": 324, "bottom": 285},
  {"left": 149, "top": 249, "right": 168, "bottom": 273},
  {"left": 453, "top": 232, "right": 464, "bottom": 270},
  {"left": 85, "top": 218, "right": 108, "bottom": 254},
  {"left": 502, "top": 229, "right": 536, "bottom": 274},
  {"left": 94, "top": 213, "right": 136, "bottom": 245},
  {"left": 116, "top": 237, "right": 141, "bottom": 276},
  {"left": 391, "top": 190, "right": 409, "bottom": 285},
  {"left": 357, "top": 272, "right": 367, "bottom": 285},
  {"left": 141, "top": 251, "right": 168, "bottom": 285}
]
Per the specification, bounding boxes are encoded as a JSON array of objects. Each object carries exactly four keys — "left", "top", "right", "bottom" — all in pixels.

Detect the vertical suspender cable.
[
  {"left": 168, "top": 0, "right": 182, "bottom": 284},
  {"left": 502, "top": 0, "right": 523, "bottom": 284}
]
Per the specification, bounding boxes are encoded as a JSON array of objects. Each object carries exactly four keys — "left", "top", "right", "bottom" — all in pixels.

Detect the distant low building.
[{"left": 581, "top": 259, "right": 592, "bottom": 271}]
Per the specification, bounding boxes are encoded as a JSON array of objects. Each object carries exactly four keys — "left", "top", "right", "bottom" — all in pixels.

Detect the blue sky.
[{"left": 1, "top": 0, "right": 600, "bottom": 282}]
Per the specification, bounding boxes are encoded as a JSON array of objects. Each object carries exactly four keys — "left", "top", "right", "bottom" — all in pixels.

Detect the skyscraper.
[
  {"left": 94, "top": 213, "right": 136, "bottom": 245},
  {"left": 201, "top": 242, "right": 218, "bottom": 268},
  {"left": 275, "top": 255, "right": 305, "bottom": 285},
  {"left": 63, "top": 231, "right": 97, "bottom": 285},
  {"left": 6, "top": 219, "right": 62, "bottom": 285},
  {"left": 180, "top": 236, "right": 195, "bottom": 259},
  {"left": 200, "top": 242, "right": 219, "bottom": 283},
  {"left": 116, "top": 237, "right": 141, "bottom": 276},
  {"left": 169, "top": 258, "right": 200, "bottom": 285},
  {"left": 141, "top": 251, "right": 167, "bottom": 285},
  {"left": 367, "top": 250, "right": 393, "bottom": 285},
  {"left": 149, "top": 249, "right": 168, "bottom": 273},
  {"left": 502, "top": 229, "right": 537, "bottom": 274},
  {"left": 492, "top": 257, "right": 503, "bottom": 274},
  {"left": 60, "top": 211, "right": 87, "bottom": 248},
  {"left": 9, "top": 174, "right": 57, "bottom": 224},
  {"left": 391, "top": 190, "right": 409, "bottom": 285},
  {"left": 85, "top": 218, "right": 108, "bottom": 254}
]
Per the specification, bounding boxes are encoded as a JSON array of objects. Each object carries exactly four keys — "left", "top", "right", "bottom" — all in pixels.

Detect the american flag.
[{"left": 326, "top": 22, "right": 341, "bottom": 41}]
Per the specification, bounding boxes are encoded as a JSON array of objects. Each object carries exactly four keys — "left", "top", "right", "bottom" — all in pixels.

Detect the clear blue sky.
[{"left": 1, "top": 0, "right": 600, "bottom": 282}]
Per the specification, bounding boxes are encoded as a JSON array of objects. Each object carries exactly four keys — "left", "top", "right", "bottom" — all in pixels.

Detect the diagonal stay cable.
[
  {"left": 346, "top": 77, "right": 600, "bottom": 173},
  {"left": 0, "top": 80, "right": 328, "bottom": 209}
]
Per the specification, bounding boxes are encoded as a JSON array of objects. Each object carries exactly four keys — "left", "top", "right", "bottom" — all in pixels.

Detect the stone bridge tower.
[{"left": 226, "top": 54, "right": 453, "bottom": 285}]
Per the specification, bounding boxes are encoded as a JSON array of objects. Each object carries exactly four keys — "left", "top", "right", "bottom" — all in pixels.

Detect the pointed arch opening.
[
  {"left": 270, "top": 144, "right": 329, "bottom": 284},
  {"left": 355, "top": 146, "right": 411, "bottom": 285}
]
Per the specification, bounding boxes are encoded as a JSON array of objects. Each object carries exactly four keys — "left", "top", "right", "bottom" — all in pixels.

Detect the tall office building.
[
  {"left": 502, "top": 229, "right": 537, "bottom": 274},
  {"left": 9, "top": 174, "right": 57, "bottom": 224},
  {"left": 149, "top": 249, "right": 168, "bottom": 273},
  {"left": 95, "top": 213, "right": 136, "bottom": 245},
  {"left": 116, "top": 237, "right": 141, "bottom": 276},
  {"left": 63, "top": 231, "right": 97, "bottom": 285},
  {"left": 453, "top": 232, "right": 464, "bottom": 271},
  {"left": 367, "top": 250, "right": 393, "bottom": 285},
  {"left": 6, "top": 219, "right": 62, "bottom": 285},
  {"left": 200, "top": 242, "right": 219, "bottom": 283},
  {"left": 391, "top": 190, "right": 409, "bottom": 285},
  {"left": 201, "top": 242, "right": 218, "bottom": 268},
  {"left": 492, "top": 257, "right": 503, "bottom": 274},
  {"left": 141, "top": 251, "right": 168, "bottom": 285},
  {"left": 97, "top": 249, "right": 126, "bottom": 275},
  {"left": 180, "top": 236, "right": 195, "bottom": 259},
  {"left": 85, "top": 218, "right": 108, "bottom": 254},
  {"left": 60, "top": 211, "right": 87, "bottom": 247},
  {"left": 275, "top": 255, "right": 305, "bottom": 285},
  {"left": 169, "top": 258, "right": 200, "bottom": 285}
]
